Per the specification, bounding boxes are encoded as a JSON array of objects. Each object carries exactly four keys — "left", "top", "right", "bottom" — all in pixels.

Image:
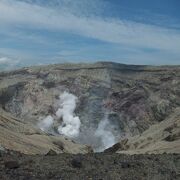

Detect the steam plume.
[
  {"left": 38, "top": 115, "right": 54, "bottom": 132},
  {"left": 95, "top": 115, "right": 115, "bottom": 152},
  {"left": 56, "top": 92, "right": 81, "bottom": 138},
  {"left": 37, "top": 91, "right": 116, "bottom": 152}
]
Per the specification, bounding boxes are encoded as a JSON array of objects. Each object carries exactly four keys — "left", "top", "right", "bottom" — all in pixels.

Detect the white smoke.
[
  {"left": 38, "top": 115, "right": 54, "bottom": 132},
  {"left": 95, "top": 115, "right": 115, "bottom": 152},
  {"left": 37, "top": 91, "right": 116, "bottom": 152},
  {"left": 38, "top": 91, "right": 81, "bottom": 138},
  {"left": 56, "top": 92, "right": 81, "bottom": 138}
]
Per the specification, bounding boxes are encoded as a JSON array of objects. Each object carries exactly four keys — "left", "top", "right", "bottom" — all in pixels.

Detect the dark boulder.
[
  {"left": 71, "top": 156, "right": 82, "bottom": 168},
  {"left": 45, "top": 149, "right": 58, "bottom": 156},
  {"left": 121, "top": 162, "right": 131, "bottom": 168},
  {"left": 4, "top": 160, "right": 19, "bottom": 169}
]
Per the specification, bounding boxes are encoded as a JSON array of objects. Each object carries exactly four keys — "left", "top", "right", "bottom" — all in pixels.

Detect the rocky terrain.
[
  {"left": 0, "top": 62, "right": 180, "bottom": 153},
  {"left": 0, "top": 62, "right": 180, "bottom": 179},
  {"left": 0, "top": 150, "right": 179, "bottom": 180}
]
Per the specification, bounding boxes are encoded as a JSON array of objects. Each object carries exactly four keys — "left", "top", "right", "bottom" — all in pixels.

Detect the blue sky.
[{"left": 0, "top": 0, "right": 180, "bottom": 69}]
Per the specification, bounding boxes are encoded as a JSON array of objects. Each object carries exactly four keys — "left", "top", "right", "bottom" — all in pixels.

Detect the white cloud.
[
  {"left": 0, "top": 57, "right": 10, "bottom": 64},
  {"left": 0, "top": 0, "right": 180, "bottom": 64},
  {"left": 0, "top": 56, "right": 21, "bottom": 70},
  {"left": 0, "top": 0, "right": 180, "bottom": 55},
  {"left": 0, "top": 56, "right": 19, "bottom": 65}
]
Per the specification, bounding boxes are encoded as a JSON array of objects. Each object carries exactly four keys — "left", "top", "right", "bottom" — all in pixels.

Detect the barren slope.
[{"left": 0, "top": 109, "right": 91, "bottom": 155}]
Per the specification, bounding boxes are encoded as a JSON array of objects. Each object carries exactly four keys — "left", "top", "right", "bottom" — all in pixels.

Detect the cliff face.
[{"left": 0, "top": 62, "right": 180, "bottom": 154}]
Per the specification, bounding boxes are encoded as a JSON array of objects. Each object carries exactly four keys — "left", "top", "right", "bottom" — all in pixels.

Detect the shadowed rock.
[
  {"left": 5, "top": 160, "right": 19, "bottom": 169},
  {"left": 71, "top": 156, "right": 82, "bottom": 168}
]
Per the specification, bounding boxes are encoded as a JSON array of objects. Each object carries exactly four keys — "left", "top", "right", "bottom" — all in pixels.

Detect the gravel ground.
[{"left": 0, "top": 151, "right": 180, "bottom": 180}]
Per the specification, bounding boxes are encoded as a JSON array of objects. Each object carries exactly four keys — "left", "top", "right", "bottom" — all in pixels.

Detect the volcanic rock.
[{"left": 4, "top": 160, "right": 19, "bottom": 169}]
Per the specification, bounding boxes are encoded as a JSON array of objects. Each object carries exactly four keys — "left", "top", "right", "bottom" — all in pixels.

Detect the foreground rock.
[
  {"left": 71, "top": 156, "right": 83, "bottom": 168},
  {"left": 0, "top": 151, "right": 179, "bottom": 180},
  {"left": 4, "top": 160, "right": 19, "bottom": 169}
]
